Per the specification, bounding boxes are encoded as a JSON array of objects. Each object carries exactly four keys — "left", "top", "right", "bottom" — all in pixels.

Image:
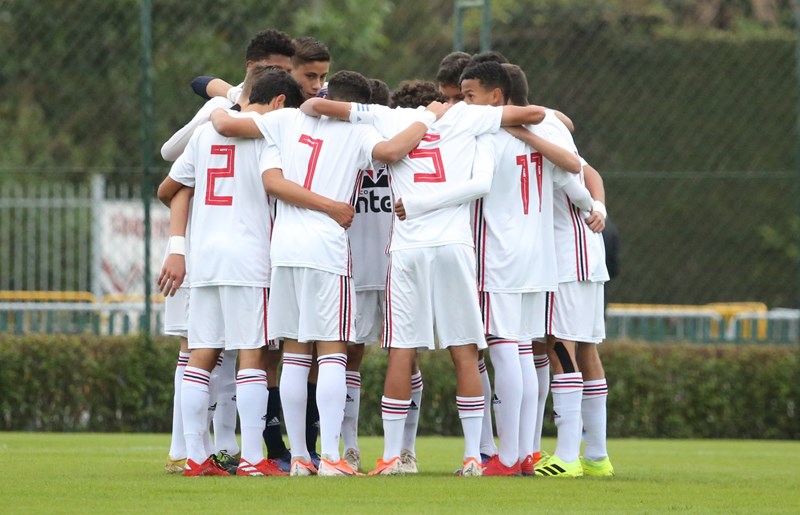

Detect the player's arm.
[
  {"left": 157, "top": 176, "right": 186, "bottom": 207},
  {"left": 191, "top": 76, "right": 239, "bottom": 101},
  {"left": 299, "top": 97, "right": 352, "bottom": 120},
  {"left": 262, "top": 168, "right": 355, "bottom": 229},
  {"left": 209, "top": 109, "right": 261, "bottom": 138},
  {"left": 583, "top": 163, "right": 607, "bottom": 232},
  {"left": 503, "top": 126, "right": 581, "bottom": 173},
  {"left": 158, "top": 186, "right": 192, "bottom": 296},
  {"left": 500, "top": 105, "right": 547, "bottom": 126},
  {"left": 396, "top": 137, "right": 495, "bottom": 221},
  {"left": 371, "top": 102, "right": 450, "bottom": 164},
  {"left": 554, "top": 110, "right": 575, "bottom": 133},
  {"left": 161, "top": 97, "right": 232, "bottom": 161}
]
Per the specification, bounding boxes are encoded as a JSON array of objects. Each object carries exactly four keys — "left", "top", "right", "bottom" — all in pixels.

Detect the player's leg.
[
  {"left": 305, "top": 348, "right": 320, "bottom": 467},
  {"left": 518, "top": 339, "right": 537, "bottom": 475},
  {"left": 164, "top": 286, "right": 189, "bottom": 472},
  {"left": 342, "top": 342, "right": 365, "bottom": 470},
  {"left": 263, "top": 343, "right": 291, "bottom": 471},
  {"left": 212, "top": 349, "right": 240, "bottom": 467},
  {"left": 478, "top": 349, "right": 498, "bottom": 460},
  {"left": 181, "top": 285, "right": 228, "bottom": 476},
  {"left": 400, "top": 352, "right": 422, "bottom": 473},
  {"left": 532, "top": 339, "right": 550, "bottom": 465},
  {"left": 372, "top": 346, "right": 415, "bottom": 474},
  {"left": 485, "top": 336, "right": 523, "bottom": 473}
]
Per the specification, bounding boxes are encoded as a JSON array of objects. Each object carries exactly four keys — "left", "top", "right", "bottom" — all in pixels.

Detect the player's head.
[
  {"left": 502, "top": 63, "right": 529, "bottom": 106},
  {"left": 245, "top": 29, "right": 294, "bottom": 71},
  {"left": 390, "top": 80, "right": 447, "bottom": 109},
  {"left": 240, "top": 63, "right": 284, "bottom": 104},
  {"left": 291, "top": 36, "right": 331, "bottom": 99},
  {"left": 436, "top": 51, "right": 471, "bottom": 104},
  {"left": 248, "top": 68, "right": 305, "bottom": 110},
  {"left": 459, "top": 61, "right": 511, "bottom": 107},
  {"left": 369, "top": 78, "right": 391, "bottom": 106},
  {"left": 326, "top": 71, "right": 371, "bottom": 103},
  {"left": 468, "top": 50, "right": 510, "bottom": 66}
]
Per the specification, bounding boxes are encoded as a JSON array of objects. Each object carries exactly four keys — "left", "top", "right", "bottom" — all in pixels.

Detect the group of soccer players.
[{"left": 155, "top": 27, "right": 614, "bottom": 478}]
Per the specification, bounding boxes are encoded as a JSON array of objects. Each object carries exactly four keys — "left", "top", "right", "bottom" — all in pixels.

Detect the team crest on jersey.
[{"left": 360, "top": 166, "right": 389, "bottom": 189}]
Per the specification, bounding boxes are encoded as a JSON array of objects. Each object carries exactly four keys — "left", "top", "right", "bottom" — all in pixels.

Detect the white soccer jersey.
[
  {"left": 548, "top": 117, "right": 609, "bottom": 283},
  {"left": 169, "top": 112, "right": 273, "bottom": 287},
  {"left": 255, "top": 109, "right": 384, "bottom": 276},
  {"left": 161, "top": 96, "right": 233, "bottom": 162},
  {"left": 350, "top": 163, "right": 391, "bottom": 291},
  {"left": 359, "top": 102, "right": 503, "bottom": 251}
]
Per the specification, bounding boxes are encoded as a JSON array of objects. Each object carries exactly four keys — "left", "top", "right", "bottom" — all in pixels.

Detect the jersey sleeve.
[
  {"left": 554, "top": 171, "right": 594, "bottom": 212},
  {"left": 160, "top": 96, "right": 232, "bottom": 162},
  {"left": 255, "top": 108, "right": 298, "bottom": 147},
  {"left": 464, "top": 105, "right": 503, "bottom": 136},
  {"left": 167, "top": 138, "right": 197, "bottom": 188},
  {"left": 259, "top": 142, "right": 283, "bottom": 175},
  {"left": 357, "top": 125, "right": 387, "bottom": 166},
  {"left": 402, "top": 134, "right": 496, "bottom": 220}
]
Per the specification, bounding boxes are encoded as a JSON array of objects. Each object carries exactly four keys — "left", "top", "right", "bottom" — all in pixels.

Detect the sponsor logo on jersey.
[{"left": 356, "top": 167, "right": 391, "bottom": 214}]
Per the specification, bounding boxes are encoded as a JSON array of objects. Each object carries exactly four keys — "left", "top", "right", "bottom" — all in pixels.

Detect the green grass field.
[{"left": 1, "top": 433, "right": 798, "bottom": 513}]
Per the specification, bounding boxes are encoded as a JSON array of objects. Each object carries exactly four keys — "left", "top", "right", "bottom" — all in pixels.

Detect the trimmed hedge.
[{"left": 1, "top": 335, "right": 797, "bottom": 438}]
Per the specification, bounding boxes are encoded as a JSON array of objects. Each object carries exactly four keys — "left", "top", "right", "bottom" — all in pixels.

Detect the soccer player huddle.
[{"left": 156, "top": 28, "right": 613, "bottom": 478}]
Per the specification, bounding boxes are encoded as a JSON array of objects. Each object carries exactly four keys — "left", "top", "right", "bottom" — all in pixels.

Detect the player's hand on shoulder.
[
  {"left": 158, "top": 254, "right": 186, "bottom": 297},
  {"left": 394, "top": 198, "right": 406, "bottom": 221},
  {"left": 425, "top": 101, "right": 451, "bottom": 120},
  {"left": 326, "top": 201, "right": 355, "bottom": 229}
]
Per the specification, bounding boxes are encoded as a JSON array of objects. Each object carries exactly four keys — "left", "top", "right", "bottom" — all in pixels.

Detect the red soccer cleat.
[
  {"left": 236, "top": 458, "right": 289, "bottom": 476},
  {"left": 183, "top": 456, "right": 230, "bottom": 477},
  {"left": 482, "top": 455, "right": 522, "bottom": 476}
]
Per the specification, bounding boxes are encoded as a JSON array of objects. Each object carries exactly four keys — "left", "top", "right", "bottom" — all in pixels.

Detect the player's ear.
[{"left": 271, "top": 94, "right": 286, "bottom": 110}]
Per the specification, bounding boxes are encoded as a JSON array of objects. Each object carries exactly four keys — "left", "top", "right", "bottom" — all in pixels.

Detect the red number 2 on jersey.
[
  {"left": 205, "top": 145, "right": 235, "bottom": 206},
  {"left": 299, "top": 134, "right": 324, "bottom": 189},
  {"left": 411, "top": 134, "right": 446, "bottom": 183},
  {"left": 515, "top": 152, "right": 543, "bottom": 214}
]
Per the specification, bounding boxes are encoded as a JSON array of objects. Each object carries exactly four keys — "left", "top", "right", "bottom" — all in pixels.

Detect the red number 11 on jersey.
[
  {"left": 205, "top": 145, "right": 235, "bottom": 206},
  {"left": 515, "top": 152, "right": 543, "bottom": 214}
]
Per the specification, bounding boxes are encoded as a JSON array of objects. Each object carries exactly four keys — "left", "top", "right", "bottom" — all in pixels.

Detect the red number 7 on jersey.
[
  {"left": 411, "top": 134, "right": 446, "bottom": 183},
  {"left": 205, "top": 145, "right": 235, "bottom": 206}
]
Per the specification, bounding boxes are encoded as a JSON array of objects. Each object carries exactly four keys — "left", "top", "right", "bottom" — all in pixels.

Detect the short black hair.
[
  {"left": 460, "top": 62, "right": 512, "bottom": 103},
  {"left": 245, "top": 29, "right": 294, "bottom": 63},
  {"left": 502, "top": 63, "right": 529, "bottom": 106},
  {"left": 469, "top": 50, "right": 509, "bottom": 66},
  {"left": 390, "top": 80, "right": 447, "bottom": 109},
  {"left": 369, "top": 78, "right": 390, "bottom": 106},
  {"left": 241, "top": 63, "right": 283, "bottom": 99},
  {"left": 248, "top": 69, "right": 305, "bottom": 108},
  {"left": 436, "top": 51, "right": 471, "bottom": 86},
  {"left": 292, "top": 36, "right": 331, "bottom": 66},
  {"left": 326, "top": 70, "right": 371, "bottom": 103}
]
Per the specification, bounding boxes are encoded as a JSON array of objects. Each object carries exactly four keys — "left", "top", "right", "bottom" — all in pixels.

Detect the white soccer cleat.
[
  {"left": 289, "top": 457, "right": 317, "bottom": 477},
  {"left": 399, "top": 449, "right": 418, "bottom": 474},
  {"left": 460, "top": 457, "right": 483, "bottom": 477},
  {"left": 343, "top": 448, "right": 361, "bottom": 472}
]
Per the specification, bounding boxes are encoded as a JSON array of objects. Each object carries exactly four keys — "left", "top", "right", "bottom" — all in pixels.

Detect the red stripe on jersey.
[
  {"left": 263, "top": 288, "right": 268, "bottom": 346},
  {"left": 383, "top": 255, "right": 393, "bottom": 348}
]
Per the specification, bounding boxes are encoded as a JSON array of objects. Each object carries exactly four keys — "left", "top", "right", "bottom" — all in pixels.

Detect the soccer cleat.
[
  {"left": 482, "top": 455, "right": 522, "bottom": 476},
  {"left": 580, "top": 456, "right": 615, "bottom": 477},
  {"left": 269, "top": 450, "right": 292, "bottom": 473},
  {"left": 164, "top": 457, "right": 186, "bottom": 474},
  {"left": 289, "top": 457, "right": 318, "bottom": 477},
  {"left": 236, "top": 458, "right": 289, "bottom": 477},
  {"left": 460, "top": 457, "right": 483, "bottom": 477},
  {"left": 183, "top": 456, "right": 230, "bottom": 477},
  {"left": 318, "top": 457, "right": 364, "bottom": 476},
  {"left": 310, "top": 451, "right": 321, "bottom": 470},
  {"left": 480, "top": 453, "right": 495, "bottom": 466},
  {"left": 532, "top": 450, "right": 550, "bottom": 467},
  {"left": 534, "top": 454, "right": 583, "bottom": 478},
  {"left": 368, "top": 457, "right": 403, "bottom": 476},
  {"left": 520, "top": 454, "right": 534, "bottom": 476},
  {"left": 399, "top": 449, "right": 418, "bottom": 474},
  {"left": 343, "top": 448, "right": 361, "bottom": 472},
  {"left": 214, "top": 451, "right": 240, "bottom": 475}
]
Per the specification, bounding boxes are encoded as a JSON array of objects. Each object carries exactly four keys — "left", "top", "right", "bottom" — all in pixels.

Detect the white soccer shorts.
[
  {"left": 479, "top": 290, "right": 547, "bottom": 341},
  {"left": 268, "top": 266, "right": 356, "bottom": 343},
  {"left": 163, "top": 286, "right": 189, "bottom": 338},
  {"left": 188, "top": 285, "right": 268, "bottom": 350},
  {"left": 383, "top": 244, "right": 487, "bottom": 350},
  {"left": 545, "top": 281, "right": 606, "bottom": 344},
  {"left": 353, "top": 289, "right": 385, "bottom": 345}
]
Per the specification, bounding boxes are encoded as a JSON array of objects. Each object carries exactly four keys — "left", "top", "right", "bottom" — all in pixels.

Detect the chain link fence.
[{"left": 1, "top": 0, "right": 799, "bottom": 341}]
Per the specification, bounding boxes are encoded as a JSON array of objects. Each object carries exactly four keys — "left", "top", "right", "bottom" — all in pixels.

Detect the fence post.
[
  {"left": 140, "top": 0, "right": 153, "bottom": 339},
  {"left": 90, "top": 174, "right": 105, "bottom": 307},
  {"left": 454, "top": 0, "right": 492, "bottom": 52}
]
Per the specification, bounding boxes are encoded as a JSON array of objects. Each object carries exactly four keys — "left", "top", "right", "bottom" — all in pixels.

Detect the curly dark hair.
[
  {"left": 390, "top": 80, "right": 447, "bottom": 109},
  {"left": 327, "top": 70, "right": 371, "bottom": 103},
  {"left": 468, "top": 50, "right": 510, "bottom": 66},
  {"left": 460, "top": 62, "right": 512, "bottom": 103},
  {"left": 369, "top": 78, "right": 391, "bottom": 106},
  {"left": 245, "top": 29, "right": 294, "bottom": 63},
  {"left": 435, "top": 51, "right": 471, "bottom": 87}
]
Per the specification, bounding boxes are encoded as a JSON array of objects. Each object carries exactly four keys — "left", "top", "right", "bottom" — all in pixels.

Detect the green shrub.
[{"left": 1, "top": 335, "right": 797, "bottom": 438}]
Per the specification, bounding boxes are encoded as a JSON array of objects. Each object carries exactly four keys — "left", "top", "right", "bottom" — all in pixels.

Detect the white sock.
[
  {"left": 552, "top": 372, "right": 583, "bottom": 463},
  {"left": 457, "top": 396, "right": 485, "bottom": 461},
  {"left": 236, "top": 368, "right": 268, "bottom": 465},
  {"left": 342, "top": 371, "right": 361, "bottom": 451},
  {"left": 280, "top": 353, "right": 312, "bottom": 460},
  {"left": 518, "top": 342, "right": 537, "bottom": 460},
  {"left": 478, "top": 359, "right": 497, "bottom": 456},
  {"left": 213, "top": 350, "right": 239, "bottom": 455},
  {"left": 488, "top": 338, "right": 523, "bottom": 467},
  {"left": 582, "top": 378, "right": 609, "bottom": 460},
  {"left": 533, "top": 354, "right": 550, "bottom": 454},
  {"left": 382, "top": 396, "right": 411, "bottom": 461},
  {"left": 168, "top": 352, "right": 189, "bottom": 460},
  {"left": 316, "top": 353, "right": 347, "bottom": 462},
  {"left": 181, "top": 366, "right": 212, "bottom": 464},
  {"left": 402, "top": 371, "right": 423, "bottom": 455}
]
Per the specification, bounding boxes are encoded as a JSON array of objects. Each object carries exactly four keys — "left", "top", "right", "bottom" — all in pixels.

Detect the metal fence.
[{"left": 1, "top": 0, "right": 799, "bottom": 342}]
